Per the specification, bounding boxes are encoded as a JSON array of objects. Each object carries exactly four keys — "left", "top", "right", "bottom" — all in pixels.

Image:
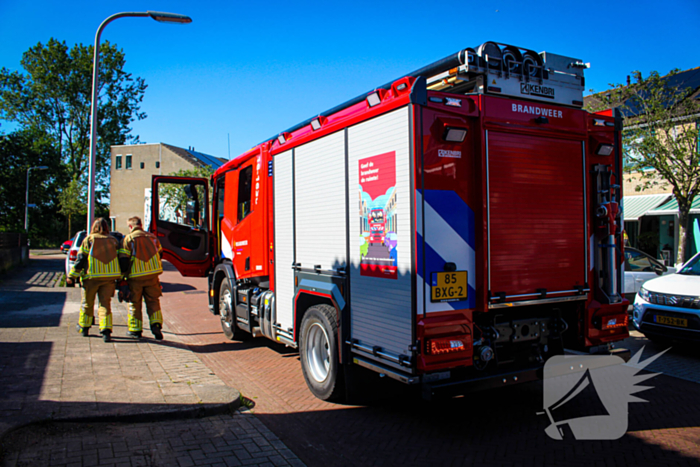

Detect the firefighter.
[
  {"left": 66, "top": 218, "right": 122, "bottom": 342},
  {"left": 119, "top": 216, "right": 164, "bottom": 340}
]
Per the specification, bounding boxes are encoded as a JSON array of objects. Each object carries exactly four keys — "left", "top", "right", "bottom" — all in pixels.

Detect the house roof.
[
  {"left": 162, "top": 143, "right": 224, "bottom": 169},
  {"left": 622, "top": 194, "right": 673, "bottom": 221}
]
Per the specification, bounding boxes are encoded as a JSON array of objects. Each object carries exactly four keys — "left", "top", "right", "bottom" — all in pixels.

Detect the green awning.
[
  {"left": 645, "top": 196, "right": 700, "bottom": 216},
  {"left": 622, "top": 194, "right": 673, "bottom": 221}
]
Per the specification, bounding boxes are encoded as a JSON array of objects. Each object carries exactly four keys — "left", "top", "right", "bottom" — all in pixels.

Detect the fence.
[{"left": 0, "top": 232, "right": 29, "bottom": 274}]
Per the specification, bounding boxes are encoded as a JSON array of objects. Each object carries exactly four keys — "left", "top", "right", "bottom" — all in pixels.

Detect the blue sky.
[{"left": 1, "top": 0, "right": 699, "bottom": 160}]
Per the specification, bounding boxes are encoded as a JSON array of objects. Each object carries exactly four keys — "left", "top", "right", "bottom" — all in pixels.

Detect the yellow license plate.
[
  {"left": 655, "top": 315, "right": 687, "bottom": 328},
  {"left": 431, "top": 271, "right": 468, "bottom": 302}
]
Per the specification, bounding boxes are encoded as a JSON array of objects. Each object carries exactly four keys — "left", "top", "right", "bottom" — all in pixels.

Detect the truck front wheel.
[
  {"left": 299, "top": 304, "right": 344, "bottom": 401},
  {"left": 219, "top": 279, "right": 242, "bottom": 341}
]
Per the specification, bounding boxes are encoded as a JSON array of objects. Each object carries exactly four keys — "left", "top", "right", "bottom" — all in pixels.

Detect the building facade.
[{"left": 110, "top": 143, "right": 224, "bottom": 233}]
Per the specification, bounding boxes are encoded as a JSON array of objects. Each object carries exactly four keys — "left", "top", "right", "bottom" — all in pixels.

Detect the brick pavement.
[
  {"left": 157, "top": 263, "right": 700, "bottom": 467},
  {"left": 0, "top": 254, "right": 305, "bottom": 467}
]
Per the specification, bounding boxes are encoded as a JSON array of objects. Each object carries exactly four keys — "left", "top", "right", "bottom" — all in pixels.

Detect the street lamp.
[
  {"left": 86, "top": 11, "right": 192, "bottom": 227},
  {"left": 25, "top": 166, "right": 49, "bottom": 232}
]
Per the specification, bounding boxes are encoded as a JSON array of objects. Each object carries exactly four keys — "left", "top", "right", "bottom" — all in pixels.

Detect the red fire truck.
[
  {"left": 368, "top": 208, "right": 386, "bottom": 245},
  {"left": 150, "top": 41, "right": 629, "bottom": 401}
]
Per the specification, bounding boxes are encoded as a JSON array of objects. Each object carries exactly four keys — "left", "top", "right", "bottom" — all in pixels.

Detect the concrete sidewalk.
[{"left": 0, "top": 253, "right": 239, "bottom": 438}]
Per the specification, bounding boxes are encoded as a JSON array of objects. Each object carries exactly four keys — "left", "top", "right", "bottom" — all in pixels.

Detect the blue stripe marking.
[{"left": 422, "top": 190, "right": 475, "bottom": 247}]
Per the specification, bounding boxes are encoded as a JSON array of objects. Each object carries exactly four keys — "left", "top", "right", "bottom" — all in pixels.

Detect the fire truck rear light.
[
  {"left": 443, "top": 126, "right": 468, "bottom": 143},
  {"left": 427, "top": 336, "right": 468, "bottom": 355},
  {"left": 396, "top": 83, "right": 407, "bottom": 91},
  {"left": 601, "top": 314, "right": 628, "bottom": 330},
  {"left": 596, "top": 144, "right": 614, "bottom": 156},
  {"left": 367, "top": 92, "right": 382, "bottom": 107},
  {"left": 487, "top": 86, "right": 502, "bottom": 93}
]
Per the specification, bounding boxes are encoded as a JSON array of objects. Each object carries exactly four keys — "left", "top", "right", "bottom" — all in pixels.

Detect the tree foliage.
[
  {"left": 0, "top": 38, "right": 147, "bottom": 202},
  {"left": 58, "top": 178, "right": 87, "bottom": 240},
  {"left": 0, "top": 129, "right": 68, "bottom": 244},
  {"left": 157, "top": 166, "right": 214, "bottom": 228},
  {"left": 586, "top": 70, "right": 700, "bottom": 264},
  {"left": 0, "top": 38, "right": 146, "bottom": 245}
]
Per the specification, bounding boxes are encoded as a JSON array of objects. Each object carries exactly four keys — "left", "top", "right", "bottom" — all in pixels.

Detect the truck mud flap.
[{"left": 422, "top": 366, "right": 543, "bottom": 400}]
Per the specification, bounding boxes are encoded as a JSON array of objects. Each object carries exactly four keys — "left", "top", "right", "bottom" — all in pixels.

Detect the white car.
[
  {"left": 624, "top": 247, "right": 675, "bottom": 302},
  {"left": 64, "top": 230, "right": 86, "bottom": 280},
  {"left": 632, "top": 252, "right": 700, "bottom": 343}
]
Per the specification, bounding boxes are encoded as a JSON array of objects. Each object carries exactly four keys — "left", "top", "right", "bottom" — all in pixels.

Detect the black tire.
[
  {"left": 299, "top": 304, "right": 344, "bottom": 401},
  {"left": 219, "top": 279, "right": 243, "bottom": 341}
]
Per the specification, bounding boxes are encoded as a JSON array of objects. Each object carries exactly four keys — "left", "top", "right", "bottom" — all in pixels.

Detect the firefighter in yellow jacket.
[
  {"left": 66, "top": 218, "right": 122, "bottom": 342},
  {"left": 119, "top": 216, "right": 164, "bottom": 340}
]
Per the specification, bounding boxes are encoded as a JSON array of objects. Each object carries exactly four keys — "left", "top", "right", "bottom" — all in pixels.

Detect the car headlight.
[{"left": 638, "top": 287, "right": 651, "bottom": 302}]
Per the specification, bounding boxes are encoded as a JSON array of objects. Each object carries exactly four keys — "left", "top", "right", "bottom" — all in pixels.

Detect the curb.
[{"left": 0, "top": 388, "right": 241, "bottom": 442}]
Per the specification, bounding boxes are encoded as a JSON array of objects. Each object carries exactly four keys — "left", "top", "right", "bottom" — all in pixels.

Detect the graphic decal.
[{"left": 359, "top": 151, "right": 397, "bottom": 279}]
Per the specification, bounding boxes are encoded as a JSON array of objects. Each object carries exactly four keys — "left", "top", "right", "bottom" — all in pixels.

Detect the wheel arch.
[
  {"left": 294, "top": 287, "right": 344, "bottom": 364},
  {"left": 212, "top": 261, "right": 236, "bottom": 315}
]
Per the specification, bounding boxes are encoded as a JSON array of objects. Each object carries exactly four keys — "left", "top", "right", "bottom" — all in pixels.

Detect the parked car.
[
  {"left": 623, "top": 247, "right": 675, "bottom": 302},
  {"left": 632, "top": 251, "right": 700, "bottom": 343},
  {"left": 64, "top": 231, "right": 86, "bottom": 279},
  {"left": 60, "top": 240, "right": 72, "bottom": 253},
  {"left": 64, "top": 230, "right": 125, "bottom": 282}
]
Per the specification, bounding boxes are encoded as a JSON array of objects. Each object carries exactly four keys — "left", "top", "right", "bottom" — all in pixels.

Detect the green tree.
[
  {"left": 0, "top": 38, "right": 147, "bottom": 202},
  {"left": 586, "top": 70, "right": 700, "bottom": 264},
  {"left": 58, "top": 178, "right": 87, "bottom": 240},
  {"left": 0, "top": 128, "right": 67, "bottom": 245},
  {"left": 157, "top": 166, "right": 214, "bottom": 227}
]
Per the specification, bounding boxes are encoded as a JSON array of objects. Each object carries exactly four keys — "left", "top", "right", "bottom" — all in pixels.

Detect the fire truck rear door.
[
  {"left": 150, "top": 175, "right": 211, "bottom": 277},
  {"left": 487, "top": 131, "right": 587, "bottom": 303}
]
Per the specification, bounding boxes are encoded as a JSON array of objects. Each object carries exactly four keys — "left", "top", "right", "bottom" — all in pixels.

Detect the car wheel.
[
  {"left": 219, "top": 279, "right": 244, "bottom": 341},
  {"left": 299, "top": 304, "right": 344, "bottom": 401}
]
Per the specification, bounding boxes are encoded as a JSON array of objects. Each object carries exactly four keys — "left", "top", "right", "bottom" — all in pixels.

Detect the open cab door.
[{"left": 150, "top": 175, "right": 211, "bottom": 277}]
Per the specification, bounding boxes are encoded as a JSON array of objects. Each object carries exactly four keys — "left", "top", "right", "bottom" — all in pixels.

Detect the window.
[
  {"left": 155, "top": 161, "right": 160, "bottom": 169},
  {"left": 237, "top": 165, "right": 253, "bottom": 222},
  {"left": 116, "top": 155, "right": 122, "bottom": 170},
  {"left": 126, "top": 155, "right": 132, "bottom": 169},
  {"left": 140, "top": 162, "right": 145, "bottom": 169}
]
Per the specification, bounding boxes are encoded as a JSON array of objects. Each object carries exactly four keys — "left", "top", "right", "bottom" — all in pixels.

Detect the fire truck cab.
[{"left": 150, "top": 41, "right": 629, "bottom": 401}]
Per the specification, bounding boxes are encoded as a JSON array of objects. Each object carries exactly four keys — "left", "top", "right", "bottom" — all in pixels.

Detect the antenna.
[{"left": 228, "top": 133, "right": 231, "bottom": 160}]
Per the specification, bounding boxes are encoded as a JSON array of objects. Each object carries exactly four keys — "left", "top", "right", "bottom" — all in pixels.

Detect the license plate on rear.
[
  {"left": 431, "top": 271, "right": 468, "bottom": 302},
  {"left": 655, "top": 315, "right": 688, "bottom": 328}
]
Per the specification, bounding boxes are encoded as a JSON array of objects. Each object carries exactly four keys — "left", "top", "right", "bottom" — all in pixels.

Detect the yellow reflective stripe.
[
  {"left": 149, "top": 310, "right": 163, "bottom": 325},
  {"left": 128, "top": 315, "right": 142, "bottom": 332},
  {"left": 130, "top": 256, "right": 162, "bottom": 277},
  {"left": 79, "top": 313, "right": 93, "bottom": 328},
  {"left": 100, "top": 314, "right": 113, "bottom": 330},
  {"left": 85, "top": 257, "right": 121, "bottom": 279}
]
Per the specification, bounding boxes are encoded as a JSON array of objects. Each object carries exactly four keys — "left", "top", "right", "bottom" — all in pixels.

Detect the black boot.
[
  {"left": 128, "top": 331, "right": 142, "bottom": 339},
  {"left": 102, "top": 330, "right": 112, "bottom": 342},
  {"left": 151, "top": 323, "right": 164, "bottom": 341},
  {"left": 81, "top": 327, "right": 89, "bottom": 337}
]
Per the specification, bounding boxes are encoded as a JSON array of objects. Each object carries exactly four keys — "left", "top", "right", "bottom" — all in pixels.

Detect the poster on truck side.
[{"left": 358, "top": 151, "right": 398, "bottom": 279}]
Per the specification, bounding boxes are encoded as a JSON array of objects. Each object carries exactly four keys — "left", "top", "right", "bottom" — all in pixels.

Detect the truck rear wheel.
[
  {"left": 300, "top": 304, "right": 344, "bottom": 401},
  {"left": 219, "top": 279, "right": 243, "bottom": 341}
]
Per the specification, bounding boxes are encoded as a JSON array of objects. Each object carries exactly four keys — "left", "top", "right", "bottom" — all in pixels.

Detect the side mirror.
[{"left": 653, "top": 263, "right": 667, "bottom": 276}]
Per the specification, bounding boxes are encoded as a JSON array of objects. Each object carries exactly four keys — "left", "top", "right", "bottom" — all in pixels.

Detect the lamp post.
[
  {"left": 25, "top": 166, "right": 49, "bottom": 232},
  {"left": 86, "top": 11, "right": 192, "bottom": 228}
]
